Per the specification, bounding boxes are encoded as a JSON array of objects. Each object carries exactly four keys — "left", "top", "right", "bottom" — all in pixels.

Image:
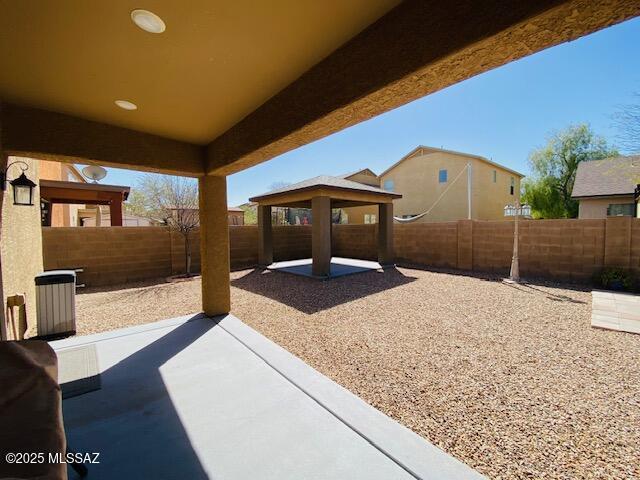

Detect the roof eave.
[
  {"left": 571, "top": 192, "right": 636, "bottom": 200},
  {"left": 379, "top": 145, "right": 526, "bottom": 178}
]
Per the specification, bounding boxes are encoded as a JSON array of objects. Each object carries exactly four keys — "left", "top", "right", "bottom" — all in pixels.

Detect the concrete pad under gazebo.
[{"left": 249, "top": 176, "right": 401, "bottom": 278}]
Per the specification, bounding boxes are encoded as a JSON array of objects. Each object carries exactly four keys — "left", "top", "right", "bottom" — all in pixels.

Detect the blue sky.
[{"left": 97, "top": 16, "right": 640, "bottom": 207}]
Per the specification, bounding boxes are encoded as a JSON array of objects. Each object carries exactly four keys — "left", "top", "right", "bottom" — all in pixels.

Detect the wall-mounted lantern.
[{"left": 1, "top": 161, "right": 37, "bottom": 206}]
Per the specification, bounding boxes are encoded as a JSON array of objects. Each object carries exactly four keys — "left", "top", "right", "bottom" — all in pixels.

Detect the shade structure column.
[
  {"left": 199, "top": 175, "right": 231, "bottom": 316},
  {"left": 109, "top": 193, "right": 123, "bottom": 226},
  {"left": 258, "top": 205, "right": 273, "bottom": 266},
  {"left": 312, "top": 196, "right": 331, "bottom": 277},
  {"left": 378, "top": 202, "right": 394, "bottom": 267}
]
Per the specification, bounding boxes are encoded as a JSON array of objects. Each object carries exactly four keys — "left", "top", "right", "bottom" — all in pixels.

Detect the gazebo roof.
[{"left": 249, "top": 175, "right": 400, "bottom": 207}]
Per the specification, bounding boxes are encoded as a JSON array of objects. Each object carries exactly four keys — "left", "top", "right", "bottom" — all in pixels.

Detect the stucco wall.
[
  {"left": 40, "top": 159, "right": 86, "bottom": 227},
  {"left": 378, "top": 151, "right": 521, "bottom": 222},
  {"left": 1, "top": 156, "right": 44, "bottom": 338},
  {"left": 342, "top": 204, "right": 378, "bottom": 224},
  {"left": 578, "top": 196, "right": 635, "bottom": 219},
  {"left": 344, "top": 171, "right": 379, "bottom": 186}
]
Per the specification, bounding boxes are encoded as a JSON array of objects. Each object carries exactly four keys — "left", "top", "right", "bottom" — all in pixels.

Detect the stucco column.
[
  {"left": 257, "top": 205, "right": 273, "bottom": 266},
  {"left": 199, "top": 175, "right": 230, "bottom": 316},
  {"left": 378, "top": 202, "right": 394, "bottom": 267},
  {"left": 312, "top": 196, "right": 331, "bottom": 277}
]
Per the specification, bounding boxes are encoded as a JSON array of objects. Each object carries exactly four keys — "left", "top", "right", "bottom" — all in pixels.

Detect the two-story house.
[{"left": 343, "top": 146, "right": 524, "bottom": 223}]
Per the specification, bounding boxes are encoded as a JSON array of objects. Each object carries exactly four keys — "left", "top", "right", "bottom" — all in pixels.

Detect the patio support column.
[
  {"left": 312, "top": 196, "right": 331, "bottom": 277},
  {"left": 378, "top": 202, "right": 394, "bottom": 267},
  {"left": 109, "top": 193, "right": 123, "bottom": 226},
  {"left": 258, "top": 205, "right": 273, "bottom": 266},
  {"left": 199, "top": 175, "right": 231, "bottom": 316}
]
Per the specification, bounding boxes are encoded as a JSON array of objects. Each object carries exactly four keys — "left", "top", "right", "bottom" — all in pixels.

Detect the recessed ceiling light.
[
  {"left": 115, "top": 100, "right": 138, "bottom": 111},
  {"left": 131, "top": 9, "right": 166, "bottom": 34}
]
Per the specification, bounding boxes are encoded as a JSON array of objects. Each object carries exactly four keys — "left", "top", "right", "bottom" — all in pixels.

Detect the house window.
[
  {"left": 383, "top": 179, "right": 394, "bottom": 191},
  {"left": 439, "top": 169, "right": 448, "bottom": 183},
  {"left": 364, "top": 214, "right": 377, "bottom": 224},
  {"left": 607, "top": 203, "right": 635, "bottom": 217},
  {"left": 493, "top": 170, "right": 497, "bottom": 183},
  {"left": 510, "top": 177, "right": 515, "bottom": 195}
]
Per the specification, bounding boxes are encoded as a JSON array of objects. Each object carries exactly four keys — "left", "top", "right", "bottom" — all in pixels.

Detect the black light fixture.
[{"left": 1, "top": 160, "right": 37, "bottom": 206}]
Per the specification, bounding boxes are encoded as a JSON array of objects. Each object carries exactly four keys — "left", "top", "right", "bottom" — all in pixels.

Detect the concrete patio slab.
[
  {"left": 51, "top": 314, "right": 483, "bottom": 480},
  {"left": 267, "top": 257, "right": 383, "bottom": 279},
  {"left": 592, "top": 290, "right": 640, "bottom": 334}
]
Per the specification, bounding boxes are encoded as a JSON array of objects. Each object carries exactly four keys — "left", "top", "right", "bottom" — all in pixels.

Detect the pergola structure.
[
  {"left": 39, "top": 180, "right": 129, "bottom": 226},
  {"left": 250, "top": 176, "right": 401, "bottom": 278},
  {"left": 0, "top": 1, "right": 638, "bottom": 318}
]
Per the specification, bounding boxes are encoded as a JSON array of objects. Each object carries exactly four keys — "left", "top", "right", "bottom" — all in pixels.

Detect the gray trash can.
[{"left": 35, "top": 270, "right": 76, "bottom": 339}]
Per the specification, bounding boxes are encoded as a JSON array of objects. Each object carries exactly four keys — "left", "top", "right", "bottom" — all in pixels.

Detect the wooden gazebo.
[{"left": 249, "top": 176, "right": 401, "bottom": 278}]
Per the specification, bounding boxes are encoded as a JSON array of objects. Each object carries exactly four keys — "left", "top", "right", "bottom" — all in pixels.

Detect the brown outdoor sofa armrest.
[{"left": 0, "top": 340, "right": 66, "bottom": 480}]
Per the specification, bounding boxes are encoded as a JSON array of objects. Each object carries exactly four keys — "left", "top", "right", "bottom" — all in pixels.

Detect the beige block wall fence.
[{"left": 42, "top": 217, "right": 640, "bottom": 288}]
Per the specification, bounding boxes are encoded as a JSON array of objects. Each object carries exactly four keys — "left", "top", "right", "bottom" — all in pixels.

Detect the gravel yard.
[{"left": 76, "top": 267, "right": 640, "bottom": 479}]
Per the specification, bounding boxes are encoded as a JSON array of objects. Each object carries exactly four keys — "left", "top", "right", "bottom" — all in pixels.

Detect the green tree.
[
  {"left": 239, "top": 203, "right": 257, "bottom": 225},
  {"left": 522, "top": 124, "right": 618, "bottom": 218}
]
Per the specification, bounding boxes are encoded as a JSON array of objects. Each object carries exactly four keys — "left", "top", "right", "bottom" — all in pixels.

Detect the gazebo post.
[
  {"left": 378, "top": 202, "right": 394, "bottom": 267},
  {"left": 312, "top": 196, "right": 331, "bottom": 277},
  {"left": 258, "top": 205, "right": 273, "bottom": 266},
  {"left": 109, "top": 193, "right": 123, "bottom": 226}
]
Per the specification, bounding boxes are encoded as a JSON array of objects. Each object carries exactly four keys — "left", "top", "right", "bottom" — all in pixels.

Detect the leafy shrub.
[{"left": 597, "top": 268, "right": 634, "bottom": 292}]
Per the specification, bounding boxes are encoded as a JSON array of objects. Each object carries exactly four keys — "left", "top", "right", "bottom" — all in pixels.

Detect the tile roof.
[
  {"left": 571, "top": 156, "right": 640, "bottom": 198},
  {"left": 249, "top": 175, "right": 399, "bottom": 202}
]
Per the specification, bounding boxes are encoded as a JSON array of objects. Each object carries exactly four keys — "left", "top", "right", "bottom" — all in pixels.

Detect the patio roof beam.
[
  {"left": 206, "top": 0, "right": 640, "bottom": 176},
  {"left": 0, "top": 103, "right": 205, "bottom": 177}
]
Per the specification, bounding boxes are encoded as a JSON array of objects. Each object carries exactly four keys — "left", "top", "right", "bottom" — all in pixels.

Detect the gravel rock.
[{"left": 76, "top": 267, "right": 640, "bottom": 479}]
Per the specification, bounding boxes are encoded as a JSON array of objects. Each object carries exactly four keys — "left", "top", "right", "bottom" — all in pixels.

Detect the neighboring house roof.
[
  {"left": 249, "top": 175, "right": 400, "bottom": 202},
  {"left": 339, "top": 168, "right": 378, "bottom": 179},
  {"left": 379, "top": 145, "right": 525, "bottom": 178},
  {"left": 571, "top": 155, "right": 640, "bottom": 198},
  {"left": 228, "top": 207, "right": 244, "bottom": 212}
]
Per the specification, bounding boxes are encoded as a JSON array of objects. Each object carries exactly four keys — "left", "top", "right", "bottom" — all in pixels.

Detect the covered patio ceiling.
[{"left": 1, "top": 1, "right": 638, "bottom": 177}]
